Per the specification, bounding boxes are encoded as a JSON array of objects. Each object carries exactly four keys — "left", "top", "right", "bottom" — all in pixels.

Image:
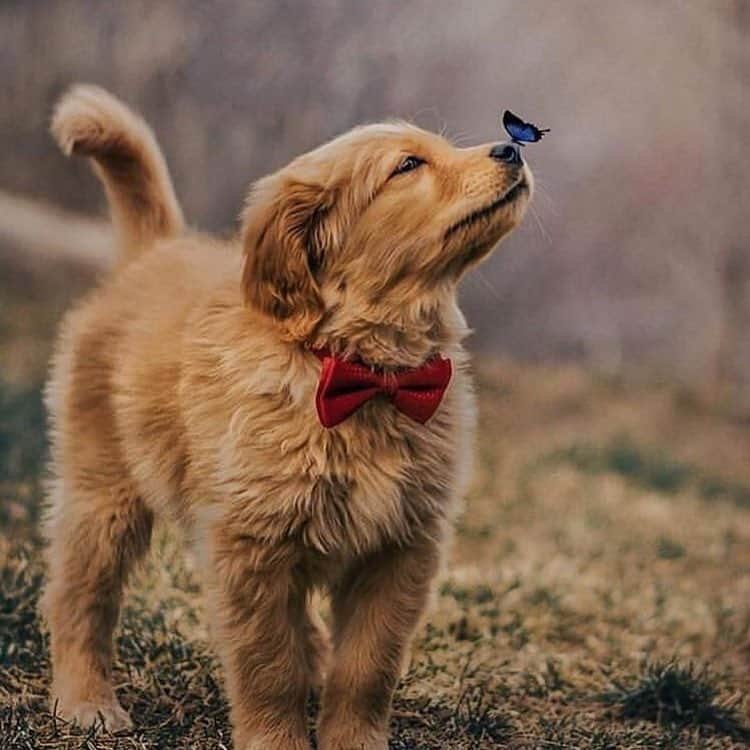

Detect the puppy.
[{"left": 41, "top": 85, "right": 532, "bottom": 749}]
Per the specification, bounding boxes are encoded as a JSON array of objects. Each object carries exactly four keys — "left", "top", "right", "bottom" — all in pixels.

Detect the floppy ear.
[{"left": 241, "top": 176, "right": 334, "bottom": 341}]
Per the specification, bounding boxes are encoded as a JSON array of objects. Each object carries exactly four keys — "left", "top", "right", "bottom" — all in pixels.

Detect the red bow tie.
[{"left": 313, "top": 349, "right": 452, "bottom": 428}]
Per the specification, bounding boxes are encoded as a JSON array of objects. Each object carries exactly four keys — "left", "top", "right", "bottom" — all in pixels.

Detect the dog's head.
[{"left": 241, "top": 123, "right": 532, "bottom": 342}]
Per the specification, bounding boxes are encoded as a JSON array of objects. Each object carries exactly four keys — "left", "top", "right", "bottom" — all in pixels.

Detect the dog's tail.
[{"left": 51, "top": 85, "right": 184, "bottom": 262}]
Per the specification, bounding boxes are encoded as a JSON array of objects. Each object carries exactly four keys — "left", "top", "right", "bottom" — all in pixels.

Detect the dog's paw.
[
  {"left": 317, "top": 721, "right": 388, "bottom": 750},
  {"left": 54, "top": 698, "right": 133, "bottom": 732}
]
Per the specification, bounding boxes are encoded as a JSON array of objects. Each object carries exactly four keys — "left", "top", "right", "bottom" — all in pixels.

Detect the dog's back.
[
  {"left": 41, "top": 88, "right": 236, "bottom": 729},
  {"left": 47, "top": 85, "right": 241, "bottom": 517}
]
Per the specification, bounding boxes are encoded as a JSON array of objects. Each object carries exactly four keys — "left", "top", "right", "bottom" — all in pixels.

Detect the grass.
[
  {"left": 1, "top": 273, "right": 750, "bottom": 748},
  {"left": 547, "top": 434, "right": 750, "bottom": 508},
  {"left": 601, "top": 660, "right": 749, "bottom": 740},
  {"left": 0, "top": 385, "right": 46, "bottom": 530}
]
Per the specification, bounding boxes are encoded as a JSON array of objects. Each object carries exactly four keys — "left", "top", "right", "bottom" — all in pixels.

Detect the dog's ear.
[{"left": 241, "top": 176, "right": 335, "bottom": 341}]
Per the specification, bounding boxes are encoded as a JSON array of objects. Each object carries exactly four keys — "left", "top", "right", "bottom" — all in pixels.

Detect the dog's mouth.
[{"left": 444, "top": 178, "right": 529, "bottom": 240}]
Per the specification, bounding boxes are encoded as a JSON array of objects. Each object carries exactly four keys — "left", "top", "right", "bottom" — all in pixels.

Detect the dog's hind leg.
[{"left": 41, "top": 480, "right": 153, "bottom": 730}]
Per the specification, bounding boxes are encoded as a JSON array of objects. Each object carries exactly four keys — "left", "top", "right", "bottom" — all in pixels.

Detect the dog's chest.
[
  {"left": 190, "top": 350, "right": 474, "bottom": 558},
  {"left": 226, "top": 397, "right": 462, "bottom": 559},
  {"left": 301, "top": 419, "right": 454, "bottom": 555}
]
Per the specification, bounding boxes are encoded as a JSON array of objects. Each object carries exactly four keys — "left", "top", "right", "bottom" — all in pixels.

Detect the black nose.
[{"left": 489, "top": 142, "right": 522, "bottom": 166}]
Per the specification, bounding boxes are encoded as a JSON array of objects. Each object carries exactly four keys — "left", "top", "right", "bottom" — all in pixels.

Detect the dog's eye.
[{"left": 390, "top": 155, "right": 425, "bottom": 178}]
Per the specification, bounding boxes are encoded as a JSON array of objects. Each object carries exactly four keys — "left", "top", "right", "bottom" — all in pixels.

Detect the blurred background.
[
  {"left": 2, "top": 0, "right": 748, "bottom": 398},
  {"left": 3, "top": 5, "right": 750, "bottom": 746}
]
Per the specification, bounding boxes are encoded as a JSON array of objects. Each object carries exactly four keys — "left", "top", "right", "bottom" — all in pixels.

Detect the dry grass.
[{"left": 1, "top": 265, "right": 750, "bottom": 748}]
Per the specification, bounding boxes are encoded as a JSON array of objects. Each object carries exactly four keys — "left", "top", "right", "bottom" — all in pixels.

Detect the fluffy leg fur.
[
  {"left": 50, "top": 84, "right": 183, "bottom": 261},
  {"left": 207, "top": 528, "right": 322, "bottom": 750},
  {"left": 42, "top": 485, "right": 153, "bottom": 730},
  {"left": 318, "top": 537, "right": 441, "bottom": 750},
  {"left": 42, "top": 306, "right": 156, "bottom": 729}
]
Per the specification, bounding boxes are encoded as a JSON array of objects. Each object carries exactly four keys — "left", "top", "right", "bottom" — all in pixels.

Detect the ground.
[{"left": 1, "top": 260, "right": 750, "bottom": 749}]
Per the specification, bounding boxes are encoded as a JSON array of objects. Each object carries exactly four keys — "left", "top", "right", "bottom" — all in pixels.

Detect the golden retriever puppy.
[{"left": 41, "top": 85, "right": 532, "bottom": 749}]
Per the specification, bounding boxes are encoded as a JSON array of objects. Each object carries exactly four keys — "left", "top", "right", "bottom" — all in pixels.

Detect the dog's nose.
[{"left": 489, "top": 142, "right": 523, "bottom": 166}]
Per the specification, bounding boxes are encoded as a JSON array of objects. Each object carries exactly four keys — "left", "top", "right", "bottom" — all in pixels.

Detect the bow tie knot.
[
  {"left": 313, "top": 349, "right": 452, "bottom": 428},
  {"left": 381, "top": 372, "right": 399, "bottom": 398}
]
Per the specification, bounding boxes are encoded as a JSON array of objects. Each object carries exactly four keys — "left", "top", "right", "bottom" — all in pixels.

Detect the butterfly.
[{"left": 502, "top": 110, "right": 550, "bottom": 145}]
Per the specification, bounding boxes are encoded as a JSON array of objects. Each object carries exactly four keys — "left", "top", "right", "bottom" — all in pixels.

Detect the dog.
[{"left": 41, "top": 85, "right": 532, "bottom": 750}]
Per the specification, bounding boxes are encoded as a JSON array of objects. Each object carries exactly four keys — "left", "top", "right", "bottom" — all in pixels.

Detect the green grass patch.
[
  {"left": 0, "top": 380, "right": 46, "bottom": 529},
  {"left": 656, "top": 536, "right": 686, "bottom": 560},
  {"left": 0, "top": 382, "right": 46, "bottom": 482},
  {"left": 547, "top": 434, "right": 750, "bottom": 507}
]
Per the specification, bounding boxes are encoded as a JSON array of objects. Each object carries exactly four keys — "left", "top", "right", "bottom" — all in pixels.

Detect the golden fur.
[{"left": 41, "top": 85, "right": 532, "bottom": 749}]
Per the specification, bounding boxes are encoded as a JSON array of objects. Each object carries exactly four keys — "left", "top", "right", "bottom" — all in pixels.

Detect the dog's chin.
[
  {"left": 445, "top": 178, "right": 530, "bottom": 241},
  {"left": 480, "top": 177, "right": 531, "bottom": 227},
  {"left": 451, "top": 179, "right": 530, "bottom": 270}
]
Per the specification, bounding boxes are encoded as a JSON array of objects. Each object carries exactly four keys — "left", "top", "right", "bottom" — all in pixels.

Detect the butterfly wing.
[
  {"left": 502, "top": 109, "right": 549, "bottom": 143},
  {"left": 502, "top": 110, "right": 527, "bottom": 140}
]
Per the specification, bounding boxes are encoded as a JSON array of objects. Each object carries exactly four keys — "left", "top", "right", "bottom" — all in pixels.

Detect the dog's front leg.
[
  {"left": 206, "top": 527, "right": 313, "bottom": 750},
  {"left": 318, "top": 534, "right": 441, "bottom": 750}
]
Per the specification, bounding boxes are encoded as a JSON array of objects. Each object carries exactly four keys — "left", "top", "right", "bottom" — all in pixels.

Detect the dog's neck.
[{"left": 311, "top": 285, "right": 468, "bottom": 369}]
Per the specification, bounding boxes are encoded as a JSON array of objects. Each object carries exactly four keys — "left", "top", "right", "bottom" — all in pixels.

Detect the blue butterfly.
[{"left": 502, "top": 110, "right": 549, "bottom": 145}]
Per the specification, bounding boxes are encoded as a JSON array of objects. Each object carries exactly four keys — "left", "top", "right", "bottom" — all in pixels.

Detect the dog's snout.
[{"left": 489, "top": 142, "right": 522, "bottom": 166}]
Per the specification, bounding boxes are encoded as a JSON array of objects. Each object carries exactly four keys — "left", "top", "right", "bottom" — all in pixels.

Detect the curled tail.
[{"left": 51, "top": 85, "right": 184, "bottom": 262}]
